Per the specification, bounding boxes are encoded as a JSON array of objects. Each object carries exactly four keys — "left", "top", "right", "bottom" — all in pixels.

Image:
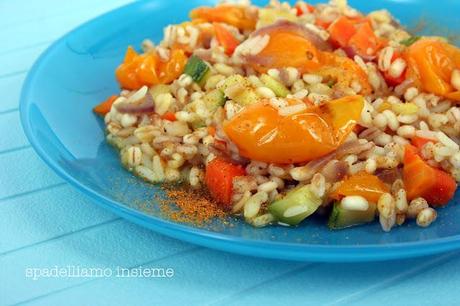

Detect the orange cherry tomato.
[
  {"left": 190, "top": 4, "right": 256, "bottom": 30},
  {"left": 246, "top": 22, "right": 323, "bottom": 74},
  {"left": 115, "top": 47, "right": 143, "bottom": 90},
  {"left": 319, "top": 52, "right": 372, "bottom": 95},
  {"left": 445, "top": 91, "right": 460, "bottom": 101},
  {"left": 115, "top": 47, "right": 187, "bottom": 90},
  {"left": 137, "top": 52, "right": 160, "bottom": 85},
  {"left": 244, "top": 21, "right": 371, "bottom": 95},
  {"left": 404, "top": 38, "right": 460, "bottom": 100},
  {"left": 223, "top": 95, "right": 364, "bottom": 164},
  {"left": 157, "top": 49, "right": 188, "bottom": 84}
]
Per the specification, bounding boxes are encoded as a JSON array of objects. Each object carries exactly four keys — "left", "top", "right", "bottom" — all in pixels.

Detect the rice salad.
[{"left": 93, "top": 0, "right": 460, "bottom": 231}]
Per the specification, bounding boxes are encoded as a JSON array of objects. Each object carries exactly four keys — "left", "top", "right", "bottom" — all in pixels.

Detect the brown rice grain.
[
  {"left": 256, "top": 86, "right": 276, "bottom": 98},
  {"left": 377, "top": 193, "right": 396, "bottom": 232},
  {"left": 407, "top": 197, "right": 429, "bottom": 218},
  {"left": 140, "top": 143, "right": 156, "bottom": 157},
  {"left": 251, "top": 213, "right": 276, "bottom": 227},
  {"left": 416, "top": 207, "right": 437, "bottom": 227},
  {"left": 395, "top": 188, "right": 408, "bottom": 213},
  {"left": 397, "top": 114, "right": 418, "bottom": 124},
  {"left": 373, "top": 113, "right": 388, "bottom": 130},
  {"left": 244, "top": 191, "right": 268, "bottom": 219},
  {"left": 302, "top": 74, "right": 322, "bottom": 84},
  {"left": 397, "top": 125, "right": 415, "bottom": 138},
  {"left": 382, "top": 110, "right": 399, "bottom": 131},
  {"left": 396, "top": 213, "right": 406, "bottom": 226}
]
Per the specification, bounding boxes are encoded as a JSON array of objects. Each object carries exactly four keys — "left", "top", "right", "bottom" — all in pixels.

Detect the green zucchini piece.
[
  {"left": 328, "top": 201, "right": 376, "bottom": 230},
  {"left": 232, "top": 89, "right": 260, "bottom": 106},
  {"left": 198, "top": 69, "right": 212, "bottom": 86},
  {"left": 260, "top": 74, "right": 289, "bottom": 98},
  {"left": 191, "top": 120, "right": 207, "bottom": 129},
  {"left": 184, "top": 55, "right": 209, "bottom": 83},
  {"left": 400, "top": 36, "right": 421, "bottom": 46},
  {"left": 217, "top": 75, "right": 248, "bottom": 91},
  {"left": 217, "top": 75, "right": 260, "bottom": 106},
  {"left": 204, "top": 89, "right": 226, "bottom": 112},
  {"left": 268, "top": 185, "right": 322, "bottom": 226},
  {"left": 149, "top": 84, "right": 170, "bottom": 99}
]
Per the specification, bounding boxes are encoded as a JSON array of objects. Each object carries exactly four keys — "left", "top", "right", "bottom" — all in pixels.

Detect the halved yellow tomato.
[
  {"left": 223, "top": 95, "right": 364, "bottom": 164},
  {"left": 404, "top": 38, "right": 460, "bottom": 101}
]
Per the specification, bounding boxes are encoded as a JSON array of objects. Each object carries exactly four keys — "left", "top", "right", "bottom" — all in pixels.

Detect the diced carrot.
[
  {"left": 330, "top": 171, "right": 390, "bottom": 203},
  {"left": 348, "top": 22, "right": 382, "bottom": 57},
  {"left": 213, "top": 23, "right": 240, "bottom": 55},
  {"left": 327, "top": 16, "right": 357, "bottom": 48},
  {"left": 403, "top": 145, "right": 456, "bottom": 206},
  {"left": 383, "top": 52, "right": 407, "bottom": 86},
  {"left": 295, "top": 2, "right": 314, "bottom": 16},
  {"left": 411, "top": 136, "right": 434, "bottom": 150},
  {"left": 383, "top": 70, "right": 406, "bottom": 87},
  {"left": 205, "top": 157, "right": 246, "bottom": 208},
  {"left": 93, "top": 95, "right": 118, "bottom": 116},
  {"left": 315, "top": 18, "right": 332, "bottom": 29},
  {"left": 295, "top": 6, "right": 302, "bottom": 15},
  {"left": 207, "top": 126, "right": 216, "bottom": 137},
  {"left": 160, "top": 112, "right": 177, "bottom": 121}
]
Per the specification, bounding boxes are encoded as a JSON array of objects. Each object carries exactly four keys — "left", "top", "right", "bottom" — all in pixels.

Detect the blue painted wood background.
[{"left": 1, "top": 1, "right": 460, "bottom": 305}]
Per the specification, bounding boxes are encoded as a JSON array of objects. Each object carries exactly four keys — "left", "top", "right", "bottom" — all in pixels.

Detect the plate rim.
[{"left": 19, "top": 0, "right": 460, "bottom": 262}]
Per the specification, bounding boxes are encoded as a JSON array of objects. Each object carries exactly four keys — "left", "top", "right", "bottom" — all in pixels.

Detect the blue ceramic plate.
[{"left": 20, "top": 0, "right": 460, "bottom": 262}]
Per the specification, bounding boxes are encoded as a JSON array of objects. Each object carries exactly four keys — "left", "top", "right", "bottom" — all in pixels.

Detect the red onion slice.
[
  {"left": 376, "top": 168, "right": 402, "bottom": 185},
  {"left": 294, "top": 151, "right": 337, "bottom": 180},
  {"left": 321, "top": 160, "right": 349, "bottom": 183},
  {"left": 335, "top": 140, "right": 374, "bottom": 159},
  {"left": 115, "top": 92, "right": 155, "bottom": 114}
]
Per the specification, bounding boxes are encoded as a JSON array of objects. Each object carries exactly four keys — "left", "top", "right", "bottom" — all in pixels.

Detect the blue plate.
[{"left": 20, "top": 0, "right": 460, "bottom": 262}]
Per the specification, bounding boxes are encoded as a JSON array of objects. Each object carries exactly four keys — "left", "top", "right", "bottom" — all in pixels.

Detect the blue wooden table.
[{"left": 1, "top": 1, "right": 460, "bottom": 305}]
